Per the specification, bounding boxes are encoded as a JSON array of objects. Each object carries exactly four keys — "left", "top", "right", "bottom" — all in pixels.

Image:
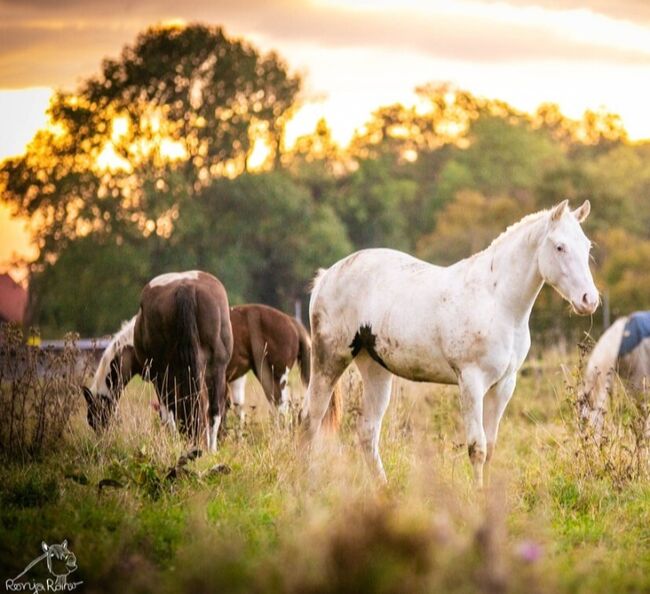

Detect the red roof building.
[{"left": 0, "top": 273, "right": 28, "bottom": 324}]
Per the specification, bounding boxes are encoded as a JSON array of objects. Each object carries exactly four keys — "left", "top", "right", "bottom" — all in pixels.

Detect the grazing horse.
[
  {"left": 134, "top": 271, "right": 232, "bottom": 451},
  {"left": 83, "top": 271, "right": 232, "bottom": 452},
  {"left": 301, "top": 200, "right": 599, "bottom": 486},
  {"left": 580, "top": 311, "right": 650, "bottom": 440},
  {"left": 227, "top": 304, "right": 312, "bottom": 424}
]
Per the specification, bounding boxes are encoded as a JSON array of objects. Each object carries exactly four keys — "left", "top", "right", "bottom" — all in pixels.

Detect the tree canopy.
[{"left": 1, "top": 26, "right": 649, "bottom": 339}]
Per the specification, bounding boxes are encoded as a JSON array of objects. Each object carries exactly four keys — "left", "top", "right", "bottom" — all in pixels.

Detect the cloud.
[
  {"left": 0, "top": 0, "right": 649, "bottom": 89},
  {"left": 478, "top": 1, "right": 650, "bottom": 24}
]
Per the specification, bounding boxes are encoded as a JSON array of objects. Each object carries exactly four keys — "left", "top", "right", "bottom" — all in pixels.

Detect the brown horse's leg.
[
  {"left": 206, "top": 365, "right": 228, "bottom": 453},
  {"left": 153, "top": 369, "right": 177, "bottom": 433}
]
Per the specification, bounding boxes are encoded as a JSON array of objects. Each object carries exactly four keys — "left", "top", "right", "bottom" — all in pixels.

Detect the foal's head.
[{"left": 538, "top": 199, "right": 599, "bottom": 315}]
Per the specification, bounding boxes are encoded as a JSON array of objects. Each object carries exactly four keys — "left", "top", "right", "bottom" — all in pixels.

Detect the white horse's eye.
[{"left": 556, "top": 244, "right": 565, "bottom": 253}]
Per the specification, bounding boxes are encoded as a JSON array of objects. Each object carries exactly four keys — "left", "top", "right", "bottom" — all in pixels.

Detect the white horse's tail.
[{"left": 310, "top": 267, "right": 328, "bottom": 294}]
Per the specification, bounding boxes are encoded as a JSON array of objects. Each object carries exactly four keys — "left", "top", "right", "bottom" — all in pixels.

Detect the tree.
[
  {"left": 333, "top": 155, "right": 418, "bottom": 251},
  {"left": 28, "top": 237, "right": 149, "bottom": 336},
  {"left": 171, "top": 172, "right": 352, "bottom": 310},
  {"left": 434, "top": 114, "right": 564, "bottom": 206},
  {"left": 416, "top": 190, "right": 524, "bottom": 265},
  {"left": 0, "top": 24, "right": 301, "bottom": 267}
]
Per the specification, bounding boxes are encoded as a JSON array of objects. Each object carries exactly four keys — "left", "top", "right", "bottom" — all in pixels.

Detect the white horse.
[
  {"left": 301, "top": 200, "right": 598, "bottom": 486},
  {"left": 581, "top": 312, "right": 650, "bottom": 440}
]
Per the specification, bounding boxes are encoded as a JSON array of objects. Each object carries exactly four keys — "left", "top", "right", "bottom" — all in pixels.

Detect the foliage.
[
  {"left": 0, "top": 23, "right": 301, "bottom": 265},
  {"left": 2, "top": 26, "right": 650, "bottom": 337},
  {"left": 172, "top": 171, "right": 352, "bottom": 309}
]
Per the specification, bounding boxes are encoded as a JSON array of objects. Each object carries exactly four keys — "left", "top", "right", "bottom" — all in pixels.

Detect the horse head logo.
[
  {"left": 42, "top": 540, "right": 77, "bottom": 586},
  {"left": 7, "top": 539, "right": 80, "bottom": 590}
]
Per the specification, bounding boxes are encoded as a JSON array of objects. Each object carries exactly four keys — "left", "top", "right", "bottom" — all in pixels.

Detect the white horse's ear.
[
  {"left": 62, "top": 540, "right": 68, "bottom": 549},
  {"left": 573, "top": 199, "right": 591, "bottom": 223},
  {"left": 42, "top": 542, "right": 49, "bottom": 552},
  {"left": 550, "top": 199, "right": 569, "bottom": 223}
]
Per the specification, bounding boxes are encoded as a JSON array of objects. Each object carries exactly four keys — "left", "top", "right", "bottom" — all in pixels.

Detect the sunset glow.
[{"left": 2, "top": 0, "right": 650, "bottom": 274}]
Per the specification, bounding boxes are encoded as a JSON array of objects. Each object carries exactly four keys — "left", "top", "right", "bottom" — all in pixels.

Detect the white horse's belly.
[{"left": 380, "top": 346, "right": 458, "bottom": 384}]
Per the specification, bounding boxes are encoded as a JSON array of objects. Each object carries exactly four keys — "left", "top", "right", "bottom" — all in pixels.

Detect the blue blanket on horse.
[{"left": 619, "top": 311, "right": 650, "bottom": 358}]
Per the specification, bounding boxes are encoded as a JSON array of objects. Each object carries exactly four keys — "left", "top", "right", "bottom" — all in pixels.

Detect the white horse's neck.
[{"left": 463, "top": 210, "right": 549, "bottom": 322}]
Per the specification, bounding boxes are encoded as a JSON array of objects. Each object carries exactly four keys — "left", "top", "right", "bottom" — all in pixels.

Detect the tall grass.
[
  {"left": 0, "top": 323, "right": 92, "bottom": 459},
  {"left": 0, "top": 344, "right": 648, "bottom": 593}
]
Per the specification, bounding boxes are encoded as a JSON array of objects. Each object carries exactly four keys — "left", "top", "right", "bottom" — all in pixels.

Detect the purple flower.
[{"left": 516, "top": 540, "right": 543, "bottom": 563}]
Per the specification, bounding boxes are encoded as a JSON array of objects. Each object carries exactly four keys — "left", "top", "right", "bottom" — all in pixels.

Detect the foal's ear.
[
  {"left": 550, "top": 199, "right": 569, "bottom": 223},
  {"left": 573, "top": 199, "right": 591, "bottom": 223}
]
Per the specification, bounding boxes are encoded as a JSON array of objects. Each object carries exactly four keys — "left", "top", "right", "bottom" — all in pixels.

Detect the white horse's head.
[{"left": 538, "top": 200, "right": 599, "bottom": 315}]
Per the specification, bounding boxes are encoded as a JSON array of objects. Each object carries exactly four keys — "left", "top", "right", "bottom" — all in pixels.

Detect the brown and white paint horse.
[
  {"left": 84, "top": 271, "right": 233, "bottom": 452},
  {"left": 227, "top": 304, "right": 311, "bottom": 424}
]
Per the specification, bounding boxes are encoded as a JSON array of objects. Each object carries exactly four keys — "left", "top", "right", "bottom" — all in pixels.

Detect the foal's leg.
[
  {"left": 252, "top": 354, "right": 280, "bottom": 410},
  {"left": 229, "top": 375, "right": 247, "bottom": 425},
  {"left": 482, "top": 373, "right": 516, "bottom": 484},
  {"left": 458, "top": 367, "right": 489, "bottom": 487},
  {"left": 277, "top": 366, "right": 291, "bottom": 418},
  {"left": 355, "top": 353, "right": 393, "bottom": 483}
]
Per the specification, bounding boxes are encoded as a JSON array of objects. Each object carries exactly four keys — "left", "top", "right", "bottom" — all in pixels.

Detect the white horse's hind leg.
[
  {"left": 302, "top": 370, "right": 340, "bottom": 439},
  {"left": 355, "top": 353, "right": 393, "bottom": 483},
  {"left": 302, "top": 355, "right": 347, "bottom": 440},
  {"left": 482, "top": 373, "right": 516, "bottom": 481},
  {"left": 458, "top": 367, "right": 489, "bottom": 487},
  {"left": 229, "top": 376, "right": 247, "bottom": 425}
]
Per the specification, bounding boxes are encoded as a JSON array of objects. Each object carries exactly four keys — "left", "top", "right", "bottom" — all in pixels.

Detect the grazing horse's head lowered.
[
  {"left": 83, "top": 317, "right": 141, "bottom": 433},
  {"left": 537, "top": 199, "right": 599, "bottom": 315}
]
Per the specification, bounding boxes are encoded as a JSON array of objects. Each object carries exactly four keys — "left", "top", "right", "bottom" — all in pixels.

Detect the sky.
[{"left": 1, "top": 0, "right": 650, "bottom": 275}]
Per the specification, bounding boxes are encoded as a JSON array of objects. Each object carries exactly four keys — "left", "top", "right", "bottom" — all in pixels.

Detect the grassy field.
[{"left": 1, "top": 349, "right": 649, "bottom": 594}]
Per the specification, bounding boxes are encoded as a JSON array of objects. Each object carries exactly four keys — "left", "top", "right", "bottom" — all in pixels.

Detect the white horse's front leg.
[
  {"left": 483, "top": 373, "right": 517, "bottom": 482},
  {"left": 458, "top": 367, "right": 489, "bottom": 488}
]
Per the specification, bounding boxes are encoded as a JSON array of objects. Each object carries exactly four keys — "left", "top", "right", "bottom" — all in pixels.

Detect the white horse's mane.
[
  {"left": 486, "top": 207, "right": 552, "bottom": 251},
  {"left": 90, "top": 315, "right": 137, "bottom": 395}
]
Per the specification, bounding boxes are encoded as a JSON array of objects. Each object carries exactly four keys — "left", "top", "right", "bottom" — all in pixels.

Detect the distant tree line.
[{"left": 1, "top": 24, "right": 648, "bottom": 342}]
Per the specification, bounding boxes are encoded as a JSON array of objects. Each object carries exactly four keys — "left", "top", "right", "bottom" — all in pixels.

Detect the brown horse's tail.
[
  {"left": 293, "top": 318, "right": 311, "bottom": 387},
  {"left": 175, "top": 284, "right": 200, "bottom": 402}
]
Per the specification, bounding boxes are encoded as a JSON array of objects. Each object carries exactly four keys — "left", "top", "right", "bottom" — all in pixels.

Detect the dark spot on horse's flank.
[{"left": 349, "top": 325, "right": 389, "bottom": 370}]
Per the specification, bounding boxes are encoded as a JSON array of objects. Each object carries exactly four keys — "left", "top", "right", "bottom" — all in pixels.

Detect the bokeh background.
[{"left": 1, "top": 0, "right": 649, "bottom": 340}]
